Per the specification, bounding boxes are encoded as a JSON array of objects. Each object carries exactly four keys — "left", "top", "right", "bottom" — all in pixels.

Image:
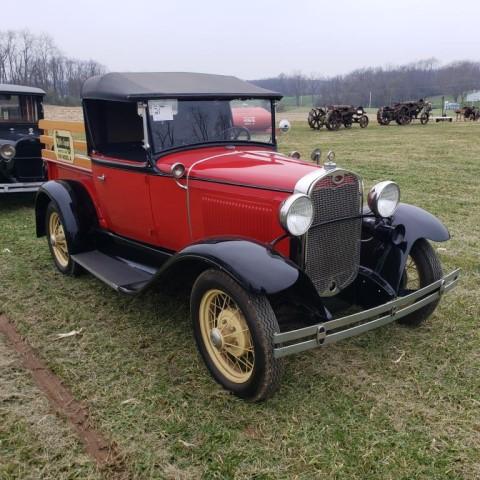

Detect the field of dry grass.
[{"left": 1, "top": 110, "right": 479, "bottom": 479}]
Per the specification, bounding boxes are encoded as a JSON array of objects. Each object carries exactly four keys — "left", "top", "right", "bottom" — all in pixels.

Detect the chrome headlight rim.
[
  {"left": 279, "top": 193, "right": 314, "bottom": 237},
  {"left": 367, "top": 180, "right": 400, "bottom": 218},
  {"left": 0, "top": 144, "right": 16, "bottom": 161}
]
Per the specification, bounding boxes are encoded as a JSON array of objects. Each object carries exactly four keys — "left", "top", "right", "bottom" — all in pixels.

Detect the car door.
[{"left": 92, "top": 155, "right": 156, "bottom": 245}]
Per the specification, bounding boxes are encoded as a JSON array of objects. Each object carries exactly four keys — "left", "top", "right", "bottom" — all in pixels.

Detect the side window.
[{"left": 84, "top": 100, "right": 146, "bottom": 162}]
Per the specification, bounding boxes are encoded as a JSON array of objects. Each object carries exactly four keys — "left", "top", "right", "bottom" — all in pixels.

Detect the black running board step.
[{"left": 72, "top": 250, "right": 157, "bottom": 294}]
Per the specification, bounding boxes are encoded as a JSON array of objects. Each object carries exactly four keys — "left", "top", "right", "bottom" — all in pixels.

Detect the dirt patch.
[{"left": 0, "top": 315, "right": 127, "bottom": 476}]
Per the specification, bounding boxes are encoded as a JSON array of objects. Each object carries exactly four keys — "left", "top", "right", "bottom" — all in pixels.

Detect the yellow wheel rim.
[
  {"left": 199, "top": 289, "right": 254, "bottom": 384},
  {"left": 48, "top": 211, "right": 69, "bottom": 268},
  {"left": 404, "top": 255, "right": 420, "bottom": 290}
]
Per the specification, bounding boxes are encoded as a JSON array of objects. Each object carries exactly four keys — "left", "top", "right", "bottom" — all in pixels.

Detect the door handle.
[{"left": 97, "top": 174, "right": 106, "bottom": 182}]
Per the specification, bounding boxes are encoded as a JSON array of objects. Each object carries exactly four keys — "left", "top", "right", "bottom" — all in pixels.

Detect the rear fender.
[{"left": 35, "top": 180, "right": 97, "bottom": 253}]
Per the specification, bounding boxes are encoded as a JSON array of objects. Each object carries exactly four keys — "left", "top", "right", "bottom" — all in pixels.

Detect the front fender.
[
  {"left": 391, "top": 203, "right": 450, "bottom": 244},
  {"left": 155, "top": 238, "right": 329, "bottom": 320},
  {"left": 362, "top": 203, "right": 450, "bottom": 292},
  {"left": 165, "top": 239, "right": 299, "bottom": 295}
]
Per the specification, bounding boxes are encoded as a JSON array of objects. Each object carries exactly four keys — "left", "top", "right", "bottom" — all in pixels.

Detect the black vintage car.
[{"left": 0, "top": 84, "right": 46, "bottom": 193}]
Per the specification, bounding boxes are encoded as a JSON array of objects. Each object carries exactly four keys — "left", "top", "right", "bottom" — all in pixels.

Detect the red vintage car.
[{"left": 35, "top": 72, "right": 459, "bottom": 401}]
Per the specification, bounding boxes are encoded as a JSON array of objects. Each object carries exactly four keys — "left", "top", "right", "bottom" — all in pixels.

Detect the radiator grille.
[{"left": 304, "top": 172, "right": 362, "bottom": 296}]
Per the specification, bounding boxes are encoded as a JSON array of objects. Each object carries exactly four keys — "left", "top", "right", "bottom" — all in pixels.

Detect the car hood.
[
  {"left": 178, "top": 148, "right": 320, "bottom": 192},
  {"left": 0, "top": 127, "right": 40, "bottom": 145}
]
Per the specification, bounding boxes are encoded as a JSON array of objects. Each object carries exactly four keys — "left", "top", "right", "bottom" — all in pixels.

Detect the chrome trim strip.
[
  {"left": 0, "top": 182, "right": 43, "bottom": 193},
  {"left": 273, "top": 268, "right": 460, "bottom": 358}
]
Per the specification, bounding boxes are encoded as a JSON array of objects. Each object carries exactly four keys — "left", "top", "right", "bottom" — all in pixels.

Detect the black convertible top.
[
  {"left": 0, "top": 83, "right": 45, "bottom": 95},
  {"left": 81, "top": 72, "right": 282, "bottom": 101}
]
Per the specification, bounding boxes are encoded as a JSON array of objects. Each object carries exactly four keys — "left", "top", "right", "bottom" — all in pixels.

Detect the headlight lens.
[
  {"left": 367, "top": 181, "right": 400, "bottom": 217},
  {"left": 0, "top": 144, "right": 16, "bottom": 161},
  {"left": 280, "top": 194, "right": 314, "bottom": 236}
]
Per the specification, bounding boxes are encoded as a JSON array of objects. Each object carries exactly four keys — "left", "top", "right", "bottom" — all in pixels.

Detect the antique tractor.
[
  {"left": 456, "top": 106, "right": 480, "bottom": 121},
  {"left": 308, "top": 105, "right": 369, "bottom": 131},
  {"left": 377, "top": 99, "right": 432, "bottom": 126}
]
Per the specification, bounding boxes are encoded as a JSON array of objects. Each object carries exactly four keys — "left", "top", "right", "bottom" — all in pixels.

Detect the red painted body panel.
[
  {"left": 44, "top": 159, "right": 107, "bottom": 227},
  {"left": 91, "top": 158, "right": 155, "bottom": 244},
  {"left": 156, "top": 146, "right": 319, "bottom": 192},
  {"left": 46, "top": 145, "right": 320, "bottom": 257}
]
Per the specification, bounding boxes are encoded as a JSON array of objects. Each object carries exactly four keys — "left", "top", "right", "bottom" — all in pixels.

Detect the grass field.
[{"left": 1, "top": 116, "right": 479, "bottom": 479}]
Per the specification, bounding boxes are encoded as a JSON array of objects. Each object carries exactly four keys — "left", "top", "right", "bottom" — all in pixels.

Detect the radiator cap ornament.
[{"left": 324, "top": 150, "right": 336, "bottom": 170}]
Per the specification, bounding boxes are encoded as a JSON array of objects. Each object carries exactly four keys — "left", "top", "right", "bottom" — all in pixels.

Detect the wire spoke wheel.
[
  {"left": 402, "top": 255, "right": 420, "bottom": 292},
  {"left": 48, "top": 211, "right": 69, "bottom": 268},
  {"left": 199, "top": 289, "right": 255, "bottom": 383},
  {"left": 398, "top": 239, "right": 443, "bottom": 327}
]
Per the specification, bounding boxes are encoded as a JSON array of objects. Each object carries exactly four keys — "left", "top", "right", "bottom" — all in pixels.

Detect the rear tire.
[
  {"left": 191, "top": 269, "right": 283, "bottom": 401},
  {"left": 397, "top": 239, "right": 443, "bottom": 327},
  {"left": 45, "top": 202, "right": 81, "bottom": 276}
]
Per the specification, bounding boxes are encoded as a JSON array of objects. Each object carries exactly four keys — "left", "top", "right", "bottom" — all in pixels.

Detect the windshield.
[
  {"left": 148, "top": 98, "right": 274, "bottom": 153},
  {"left": 0, "top": 94, "right": 41, "bottom": 123}
]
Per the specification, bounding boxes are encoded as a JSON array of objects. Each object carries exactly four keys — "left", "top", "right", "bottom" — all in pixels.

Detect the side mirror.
[{"left": 278, "top": 119, "right": 291, "bottom": 133}]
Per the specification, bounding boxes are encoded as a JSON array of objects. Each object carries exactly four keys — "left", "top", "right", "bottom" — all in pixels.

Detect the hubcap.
[{"left": 199, "top": 289, "right": 254, "bottom": 384}]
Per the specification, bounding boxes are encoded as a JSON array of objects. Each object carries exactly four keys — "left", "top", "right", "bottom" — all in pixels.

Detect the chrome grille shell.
[{"left": 295, "top": 168, "right": 363, "bottom": 297}]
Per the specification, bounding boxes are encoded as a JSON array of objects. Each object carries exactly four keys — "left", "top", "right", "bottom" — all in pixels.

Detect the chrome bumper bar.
[
  {"left": 0, "top": 182, "right": 43, "bottom": 193},
  {"left": 273, "top": 269, "right": 460, "bottom": 358}
]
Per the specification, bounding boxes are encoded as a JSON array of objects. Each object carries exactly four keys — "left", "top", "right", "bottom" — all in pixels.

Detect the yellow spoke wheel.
[
  {"left": 191, "top": 269, "right": 283, "bottom": 401},
  {"left": 48, "top": 211, "right": 69, "bottom": 268},
  {"left": 199, "top": 289, "right": 254, "bottom": 383}
]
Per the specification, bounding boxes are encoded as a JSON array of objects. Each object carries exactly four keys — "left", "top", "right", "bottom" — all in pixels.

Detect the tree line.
[
  {"left": 252, "top": 60, "right": 480, "bottom": 107},
  {"left": 0, "top": 30, "right": 105, "bottom": 105}
]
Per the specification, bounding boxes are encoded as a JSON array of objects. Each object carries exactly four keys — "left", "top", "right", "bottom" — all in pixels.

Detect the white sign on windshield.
[{"left": 148, "top": 99, "right": 177, "bottom": 121}]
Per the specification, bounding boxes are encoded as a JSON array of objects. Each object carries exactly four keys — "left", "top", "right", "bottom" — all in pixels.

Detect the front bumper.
[
  {"left": 0, "top": 182, "right": 43, "bottom": 193},
  {"left": 273, "top": 269, "right": 460, "bottom": 358}
]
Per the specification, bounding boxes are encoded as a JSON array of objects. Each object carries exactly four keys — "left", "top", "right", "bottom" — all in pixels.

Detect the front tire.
[
  {"left": 191, "top": 269, "right": 283, "bottom": 401},
  {"left": 398, "top": 239, "right": 443, "bottom": 327},
  {"left": 45, "top": 202, "right": 80, "bottom": 276}
]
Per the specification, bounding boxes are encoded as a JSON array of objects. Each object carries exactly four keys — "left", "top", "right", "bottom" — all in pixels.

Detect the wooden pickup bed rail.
[{"left": 39, "top": 119, "right": 91, "bottom": 171}]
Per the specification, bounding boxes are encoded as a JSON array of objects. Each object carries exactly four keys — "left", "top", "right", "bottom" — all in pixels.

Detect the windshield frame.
[
  {"left": 0, "top": 94, "right": 43, "bottom": 126},
  {"left": 145, "top": 97, "right": 277, "bottom": 157}
]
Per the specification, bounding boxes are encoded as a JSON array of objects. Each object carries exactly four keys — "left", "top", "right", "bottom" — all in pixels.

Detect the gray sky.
[{"left": 6, "top": 0, "right": 480, "bottom": 79}]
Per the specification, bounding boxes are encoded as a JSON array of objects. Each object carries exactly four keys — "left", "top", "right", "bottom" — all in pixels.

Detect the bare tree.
[{"left": 0, "top": 29, "right": 106, "bottom": 104}]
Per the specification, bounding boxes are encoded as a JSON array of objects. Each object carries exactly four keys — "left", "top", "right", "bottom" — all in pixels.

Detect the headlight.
[
  {"left": 0, "top": 144, "right": 16, "bottom": 161},
  {"left": 280, "top": 194, "right": 314, "bottom": 236},
  {"left": 367, "top": 181, "right": 400, "bottom": 217}
]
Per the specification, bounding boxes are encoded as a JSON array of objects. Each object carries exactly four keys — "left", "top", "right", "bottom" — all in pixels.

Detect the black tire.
[
  {"left": 359, "top": 115, "right": 369, "bottom": 128},
  {"left": 397, "top": 239, "right": 443, "bottom": 327},
  {"left": 191, "top": 269, "right": 283, "bottom": 401},
  {"left": 326, "top": 111, "right": 341, "bottom": 131},
  {"left": 420, "top": 112, "right": 429, "bottom": 125},
  {"left": 45, "top": 202, "right": 81, "bottom": 276}
]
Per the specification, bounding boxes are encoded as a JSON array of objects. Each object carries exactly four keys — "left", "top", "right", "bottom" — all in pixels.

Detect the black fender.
[
  {"left": 156, "top": 239, "right": 330, "bottom": 320},
  {"left": 35, "top": 180, "right": 97, "bottom": 253},
  {"left": 361, "top": 203, "right": 449, "bottom": 292}
]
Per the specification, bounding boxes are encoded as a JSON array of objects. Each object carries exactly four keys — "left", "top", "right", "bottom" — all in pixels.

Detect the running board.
[{"left": 71, "top": 250, "right": 157, "bottom": 294}]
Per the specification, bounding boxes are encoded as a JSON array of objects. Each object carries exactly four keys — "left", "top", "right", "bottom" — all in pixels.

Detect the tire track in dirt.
[{"left": 0, "top": 315, "right": 129, "bottom": 478}]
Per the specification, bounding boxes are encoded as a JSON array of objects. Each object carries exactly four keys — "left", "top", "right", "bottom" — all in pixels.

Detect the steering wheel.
[{"left": 221, "top": 126, "right": 251, "bottom": 141}]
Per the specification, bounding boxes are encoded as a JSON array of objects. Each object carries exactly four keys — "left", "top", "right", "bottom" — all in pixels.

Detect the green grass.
[{"left": 1, "top": 121, "right": 480, "bottom": 479}]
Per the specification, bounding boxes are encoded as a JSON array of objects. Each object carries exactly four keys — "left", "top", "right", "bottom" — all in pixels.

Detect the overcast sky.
[{"left": 6, "top": 0, "right": 480, "bottom": 79}]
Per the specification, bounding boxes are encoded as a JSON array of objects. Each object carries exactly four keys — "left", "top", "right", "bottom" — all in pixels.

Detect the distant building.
[
  {"left": 466, "top": 91, "right": 480, "bottom": 102},
  {"left": 445, "top": 101, "right": 460, "bottom": 110}
]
